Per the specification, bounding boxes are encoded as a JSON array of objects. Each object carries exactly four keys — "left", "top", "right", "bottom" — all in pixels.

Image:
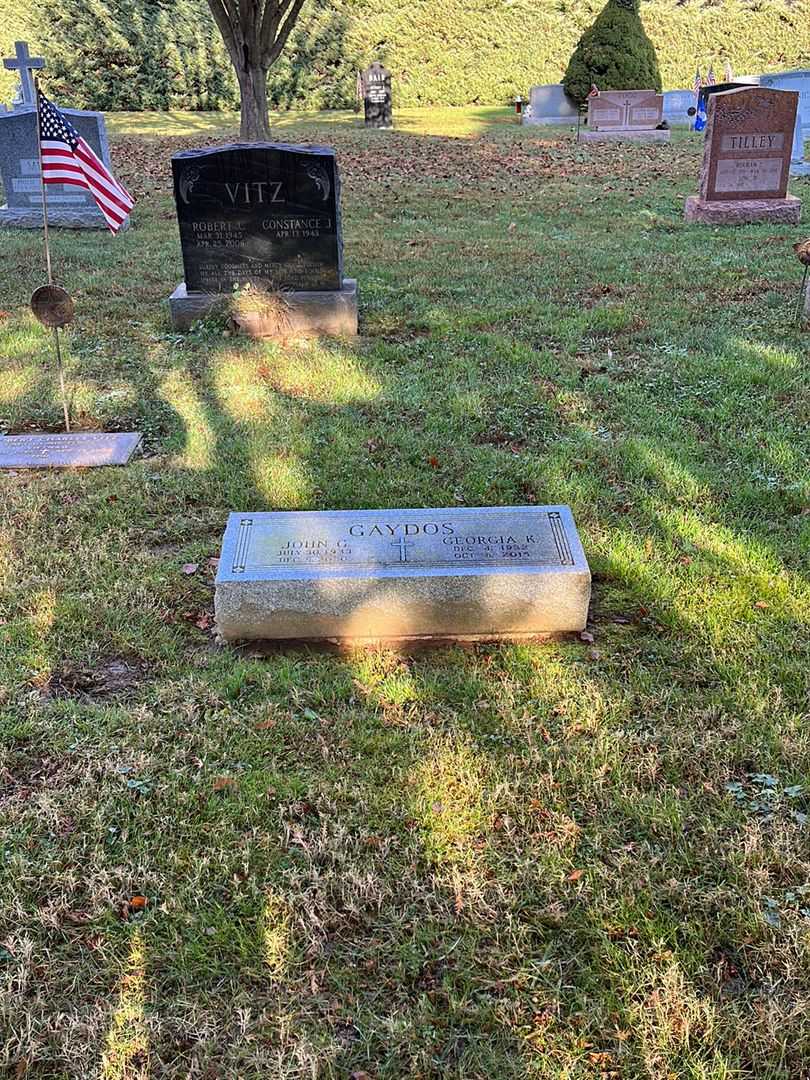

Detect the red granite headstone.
[{"left": 685, "top": 86, "right": 802, "bottom": 224}]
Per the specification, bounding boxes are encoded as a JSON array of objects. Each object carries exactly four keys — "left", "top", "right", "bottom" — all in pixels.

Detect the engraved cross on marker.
[
  {"left": 3, "top": 41, "right": 45, "bottom": 107},
  {"left": 391, "top": 536, "right": 413, "bottom": 563}
]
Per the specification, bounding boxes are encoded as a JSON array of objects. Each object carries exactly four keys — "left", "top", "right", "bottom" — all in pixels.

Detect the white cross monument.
[{"left": 3, "top": 41, "right": 45, "bottom": 108}]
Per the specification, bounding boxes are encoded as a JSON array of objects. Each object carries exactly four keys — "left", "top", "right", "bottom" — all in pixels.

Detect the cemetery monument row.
[
  {"left": 684, "top": 86, "right": 801, "bottom": 225},
  {"left": 579, "top": 90, "right": 669, "bottom": 143},
  {"left": 168, "top": 142, "right": 357, "bottom": 337},
  {"left": 214, "top": 505, "right": 591, "bottom": 642},
  {"left": 362, "top": 62, "right": 393, "bottom": 129},
  {"left": 0, "top": 40, "right": 127, "bottom": 230}
]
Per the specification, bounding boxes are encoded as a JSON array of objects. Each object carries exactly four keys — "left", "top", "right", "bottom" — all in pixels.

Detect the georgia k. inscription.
[
  {"left": 171, "top": 143, "right": 343, "bottom": 293},
  {"left": 226, "top": 508, "right": 576, "bottom": 575}
]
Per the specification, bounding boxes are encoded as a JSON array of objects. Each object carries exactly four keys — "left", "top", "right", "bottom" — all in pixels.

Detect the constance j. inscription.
[
  {"left": 214, "top": 506, "right": 592, "bottom": 642},
  {"left": 171, "top": 143, "right": 343, "bottom": 293}
]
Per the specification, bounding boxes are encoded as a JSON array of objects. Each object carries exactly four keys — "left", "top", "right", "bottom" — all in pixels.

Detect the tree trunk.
[{"left": 238, "top": 64, "right": 270, "bottom": 141}]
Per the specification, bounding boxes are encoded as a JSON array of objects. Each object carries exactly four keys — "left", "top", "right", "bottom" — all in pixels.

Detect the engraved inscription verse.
[{"left": 714, "top": 157, "right": 783, "bottom": 193}]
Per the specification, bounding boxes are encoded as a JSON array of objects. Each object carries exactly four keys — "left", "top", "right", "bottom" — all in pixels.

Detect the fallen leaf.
[
  {"left": 754, "top": 600, "right": 769, "bottom": 610},
  {"left": 428, "top": 456, "right": 439, "bottom": 468},
  {"left": 255, "top": 718, "right": 276, "bottom": 730},
  {"left": 195, "top": 612, "right": 214, "bottom": 631},
  {"left": 580, "top": 631, "right": 595, "bottom": 644},
  {"left": 182, "top": 563, "right": 199, "bottom": 575},
  {"left": 567, "top": 868, "right": 585, "bottom": 882},
  {"left": 213, "top": 776, "right": 237, "bottom": 792},
  {"left": 129, "top": 895, "right": 147, "bottom": 911}
]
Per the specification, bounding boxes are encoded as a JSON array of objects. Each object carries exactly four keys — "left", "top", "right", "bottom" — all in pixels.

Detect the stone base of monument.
[
  {"left": 168, "top": 279, "right": 358, "bottom": 337},
  {"left": 683, "top": 195, "right": 802, "bottom": 224},
  {"left": 214, "top": 506, "right": 591, "bottom": 643},
  {"left": 0, "top": 204, "right": 129, "bottom": 230},
  {"left": 577, "top": 129, "right": 671, "bottom": 144}
]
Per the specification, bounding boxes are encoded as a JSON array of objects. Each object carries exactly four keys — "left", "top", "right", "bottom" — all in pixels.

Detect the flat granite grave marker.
[
  {"left": 214, "top": 505, "right": 591, "bottom": 642},
  {"left": 0, "top": 432, "right": 142, "bottom": 469},
  {"left": 0, "top": 41, "right": 126, "bottom": 230},
  {"left": 579, "top": 90, "right": 669, "bottom": 143},
  {"left": 684, "top": 86, "right": 802, "bottom": 224},
  {"left": 362, "top": 62, "right": 392, "bottom": 128},
  {"left": 168, "top": 142, "right": 357, "bottom": 337}
]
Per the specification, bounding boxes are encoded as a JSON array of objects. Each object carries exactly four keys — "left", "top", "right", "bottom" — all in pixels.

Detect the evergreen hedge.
[
  {"left": 1, "top": 0, "right": 809, "bottom": 111},
  {"left": 564, "top": 0, "right": 662, "bottom": 105}
]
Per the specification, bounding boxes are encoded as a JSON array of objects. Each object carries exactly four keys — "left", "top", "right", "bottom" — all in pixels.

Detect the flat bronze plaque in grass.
[
  {"left": 215, "top": 505, "right": 591, "bottom": 642},
  {"left": 0, "top": 432, "right": 142, "bottom": 468}
]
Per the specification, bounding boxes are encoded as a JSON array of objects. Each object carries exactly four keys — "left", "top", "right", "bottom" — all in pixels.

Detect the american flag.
[
  {"left": 693, "top": 67, "right": 702, "bottom": 99},
  {"left": 588, "top": 83, "right": 600, "bottom": 97},
  {"left": 37, "top": 88, "right": 133, "bottom": 233},
  {"left": 706, "top": 66, "right": 716, "bottom": 85}
]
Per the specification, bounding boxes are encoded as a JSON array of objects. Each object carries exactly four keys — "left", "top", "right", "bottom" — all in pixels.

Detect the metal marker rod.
[
  {"left": 53, "top": 328, "right": 70, "bottom": 432},
  {"left": 797, "top": 264, "right": 809, "bottom": 325}
]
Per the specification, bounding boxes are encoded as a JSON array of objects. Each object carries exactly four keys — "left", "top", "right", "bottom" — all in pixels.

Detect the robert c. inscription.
[{"left": 171, "top": 143, "right": 343, "bottom": 293}]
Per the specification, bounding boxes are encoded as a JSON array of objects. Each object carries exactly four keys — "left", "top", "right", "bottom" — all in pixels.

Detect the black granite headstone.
[
  {"left": 171, "top": 143, "right": 343, "bottom": 294},
  {"left": 363, "top": 63, "right": 392, "bottom": 129}
]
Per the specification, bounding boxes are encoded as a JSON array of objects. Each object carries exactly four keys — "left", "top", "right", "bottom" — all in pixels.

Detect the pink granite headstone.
[
  {"left": 685, "top": 86, "right": 802, "bottom": 224},
  {"left": 580, "top": 90, "right": 669, "bottom": 143}
]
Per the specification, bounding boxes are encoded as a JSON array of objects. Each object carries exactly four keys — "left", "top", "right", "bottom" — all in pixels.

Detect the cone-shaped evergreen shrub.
[{"left": 563, "top": 0, "right": 662, "bottom": 106}]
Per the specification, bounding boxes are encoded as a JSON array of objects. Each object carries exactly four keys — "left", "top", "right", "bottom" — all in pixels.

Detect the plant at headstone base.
[
  {"left": 204, "top": 0, "right": 308, "bottom": 139},
  {"left": 229, "top": 284, "right": 294, "bottom": 337},
  {"left": 563, "top": 0, "right": 662, "bottom": 107}
]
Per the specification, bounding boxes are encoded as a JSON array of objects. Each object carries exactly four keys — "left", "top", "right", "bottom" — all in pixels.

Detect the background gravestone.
[
  {"left": 0, "top": 41, "right": 126, "bottom": 231},
  {"left": 760, "top": 71, "right": 810, "bottom": 135},
  {"left": 522, "top": 84, "right": 578, "bottom": 126},
  {"left": 662, "top": 89, "right": 695, "bottom": 127},
  {"left": 0, "top": 107, "right": 123, "bottom": 229},
  {"left": 684, "top": 86, "right": 801, "bottom": 224},
  {"left": 579, "top": 89, "right": 669, "bottom": 143},
  {"left": 362, "top": 62, "right": 392, "bottom": 129},
  {"left": 168, "top": 142, "right": 357, "bottom": 337}
]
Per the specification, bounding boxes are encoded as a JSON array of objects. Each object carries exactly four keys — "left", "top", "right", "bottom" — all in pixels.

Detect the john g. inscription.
[
  {"left": 215, "top": 506, "right": 591, "bottom": 641},
  {"left": 171, "top": 143, "right": 343, "bottom": 293}
]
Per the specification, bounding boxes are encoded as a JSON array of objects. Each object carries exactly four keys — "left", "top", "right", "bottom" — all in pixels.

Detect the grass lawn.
[{"left": 1, "top": 106, "right": 809, "bottom": 1079}]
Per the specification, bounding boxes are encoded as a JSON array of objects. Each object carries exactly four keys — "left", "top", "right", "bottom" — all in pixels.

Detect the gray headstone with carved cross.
[{"left": 0, "top": 40, "right": 128, "bottom": 229}]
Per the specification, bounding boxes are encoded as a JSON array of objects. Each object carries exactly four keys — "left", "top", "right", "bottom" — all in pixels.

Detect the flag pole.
[
  {"left": 34, "top": 77, "right": 70, "bottom": 432},
  {"left": 34, "top": 78, "right": 53, "bottom": 286}
]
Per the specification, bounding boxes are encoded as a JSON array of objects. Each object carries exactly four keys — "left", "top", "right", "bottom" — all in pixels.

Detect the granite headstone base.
[
  {"left": 214, "top": 506, "right": 591, "bottom": 643},
  {"left": 578, "top": 129, "right": 671, "bottom": 144},
  {"left": 168, "top": 279, "right": 358, "bottom": 337},
  {"left": 684, "top": 195, "right": 802, "bottom": 224},
  {"left": 0, "top": 204, "right": 129, "bottom": 230}
]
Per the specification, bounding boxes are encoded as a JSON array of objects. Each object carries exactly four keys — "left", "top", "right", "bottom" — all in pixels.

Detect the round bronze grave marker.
[{"left": 30, "top": 284, "right": 75, "bottom": 328}]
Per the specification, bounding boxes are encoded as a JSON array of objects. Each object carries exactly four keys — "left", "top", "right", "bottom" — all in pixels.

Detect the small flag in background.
[
  {"left": 723, "top": 59, "right": 733, "bottom": 82},
  {"left": 37, "top": 88, "right": 133, "bottom": 233},
  {"left": 588, "top": 83, "right": 600, "bottom": 97},
  {"left": 693, "top": 67, "right": 707, "bottom": 132},
  {"left": 706, "top": 66, "right": 716, "bottom": 85}
]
